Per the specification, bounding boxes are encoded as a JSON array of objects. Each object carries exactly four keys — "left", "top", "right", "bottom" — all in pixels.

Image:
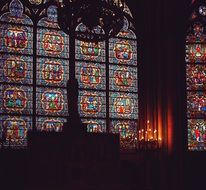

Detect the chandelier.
[{"left": 57, "top": 0, "right": 131, "bottom": 41}]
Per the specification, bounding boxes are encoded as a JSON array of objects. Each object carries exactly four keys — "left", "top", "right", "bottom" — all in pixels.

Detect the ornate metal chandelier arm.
[{"left": 57, "top": 0, "right": 132, "bottom": 42}]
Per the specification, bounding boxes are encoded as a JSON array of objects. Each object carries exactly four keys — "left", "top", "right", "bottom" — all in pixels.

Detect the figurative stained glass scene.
[
  {"left": 0, "top": 55, "right": 33, "bottom": 84},
  {"left": 187, "top": 4, "right": 206, "bottom": 151},
  {"left": 0, "top": 0, "right": 138, "bottom": 149}
]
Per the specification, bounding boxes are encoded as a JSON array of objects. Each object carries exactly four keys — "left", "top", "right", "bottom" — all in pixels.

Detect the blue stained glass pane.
[
  {"left": 0, "top": 0, "right": 33, "bottom": 25},
  {"left": 75, "top": 23, "right": 105, "bottom": 34},
  {"left": 0, "top": 115, "right": 32, "bottom": 148},
  {"left": 0, "top": 54, "right": 33, "bottom": 84},
  {"left": 109, "top": 92, "right": 138, "bottom": 119},
  {"left": 110, "top": 120, "right": 137, "bottom": 149},
  {"left": 82, "top": 119, "right": 106, "bottom": 133},
  {"left": 0, "top": 25, "right": 33, "bottom": 55},
  {"left": 38, "top": 5, "right": 59, "bottom": 29},
  {"left": 76, "top": 61, "right": 106, "bottom": 90},
  {"left": 109, "top": 65, "right": 137, "bottom": 92},
  {"left": 36, "top": 87, "right": 68, "bottom": 116},
  {"left": 78, "top": 90, "right": 106, "bottom": 118},
  {"left": 37, "top": 58, "right": 69, "bottom": 87},
  {"left": 0, "top": 85, "right": 33, "bottom": 114},
  {"left": 37, "top": 28, "right": 69, "bottom": 58},
  {"left": 188, "top": 119, "right": 206, "bottom": 151},
  {"left": 36, "top": 117, "right": 66, "bottom": 132},
  {"left": 187, "top": 91, "right": 206, "bottom": 118},
  {"left": 75, "top": 40, "right": 105, "bottom": 62},
  {"left": 109, "top": 38, "right": 137, "bottom": 65}
]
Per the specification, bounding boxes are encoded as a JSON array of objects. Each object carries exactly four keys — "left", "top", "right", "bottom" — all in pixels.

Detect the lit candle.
[
  {"left": 147, "top": 120, "right": 150, "bottom": 139},
  {"left": 154, "top": 130, "right": 157, "bottom": 140},
  {"left": 158, "top": 137, "right": 162, "bottom": 147},
  {"left": 139, "top": 130, "right": 141, "bottom": 141}
]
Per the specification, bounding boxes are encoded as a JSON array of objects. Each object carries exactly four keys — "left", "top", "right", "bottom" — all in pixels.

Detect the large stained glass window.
[
  {"left": 186, "top": 2, "right": 206, "bottom": 151},
  {"left": 0, "top": 0, "right": 138, "bottom": 150}
]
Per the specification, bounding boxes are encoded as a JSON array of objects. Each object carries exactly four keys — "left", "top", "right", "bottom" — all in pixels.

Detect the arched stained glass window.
[
  {"left": 36, "top": 5, "right": 69, "bottom": 132},
  {"left": 75, "top": 23, "right": 107, "bottom": 134},
  {"left": 109, "top": 18, "right": 138, "bottom": 149},
  {"left": 0, "top": 0, "right": 33, "bottom": 147},
  {"left": 186, "top": 1, "right": 206, "bottom": 151},
  {"left": 0, "top": 0, "right": 138, "bottom": 150}
]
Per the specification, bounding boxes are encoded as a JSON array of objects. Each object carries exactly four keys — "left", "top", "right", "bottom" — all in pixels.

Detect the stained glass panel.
[
  {"left": 36, "top": 87, "right": 68, "bottom": 116},
  {"left": 0, "top": 0, "right": 33, "bottom": 25},
  {"left": 109, "top": 38, "right": 137, "bottom": 65},
  {"left": 0, "top": 85, "right": 33, "bottom": 114},
  {"left": 109, "top": 92, "right": 138, "bottom": 119},
  {"left": 199, "top": 6, "right": 206, "bottom": 16},
  {"left": 188, "top": 119, "right": 206, "bottom": 151},
  {"left": 117, "top": 30, "right": 136, "bottom": 39},
  {"left": 109, "top": 65, "right": 137, "bottom": 92},
  {"left": 29, "top": 0, "right": 43, "bottom": 5},
  {"left": 186, "top": 44, "right": 206, "bottom": 63},
  {"left": 78, "top": 90, "right": 106, "bottom": 118},
  {"left": 186, "top": 64, "right": 206, "bottom": 90},
  {"left": 110, "top": 120, "right": 137, "bottom": 149},
  {"left": 186, "top": 11, "right": 206, "bottom": 151},
  {"left": 82, "top": 119, "right": 106, "bottom": 133},
  {"left": 187, "top": 91, "right": 206, "bottom": 118},
  {"left": 75, "top": 23, "right": 105, "bottom": 35},
  {"left": 76, "top": 61, "right": 106, "bottom": 90},
  {"left": 36, "top": 117, "right": 66, "bottom": 132},
  {"left": 37, "top": 28, "right": 69, "bottom": 58},
  {"left": 75, "top": 40, "right": 105, "bottom": 62},
  {"left": 186, "top": 23, "right": 206, "bottom": 43},
  {"left": 38, "top": 5, "right": 59, "bottom": 29},
  {"left": 0, "top": 116, "right": 32, "bottom": 148},
  {"left": 0, "top": 54, "right": 33, "bottom": 84},
  {"left": 0, "top": 25, "right": 33, "bottom": 55},
  {"left": 37, "top": 57, "right": 69, "bottom": 87}
]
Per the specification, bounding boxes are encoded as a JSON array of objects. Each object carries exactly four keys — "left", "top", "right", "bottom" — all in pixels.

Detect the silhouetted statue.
[{"left": 62, "top": 79, "right": 86, "bottom": 135}]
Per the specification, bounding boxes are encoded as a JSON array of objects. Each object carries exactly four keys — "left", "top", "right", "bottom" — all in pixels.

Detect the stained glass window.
[
  {"left": 107, "top": 18, "right": 138, "bottom": 149},
  {"left": 0, "top": 1, "right": 138, "bottom": 150},
  {"left": 36, "top": 5, "right": 69, "bottom": 134},
  {"left": 0, "top": 0, "right": 33, "bottom": 148},
  {"left": 186, "top": 3, "right": 206, "bottom": 151}
]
